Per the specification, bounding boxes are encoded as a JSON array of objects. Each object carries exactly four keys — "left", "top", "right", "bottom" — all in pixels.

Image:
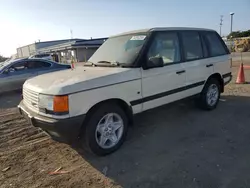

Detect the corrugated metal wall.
[
  {"left": 76, "top": 48, "right": 97, "bottom": 62},
  {"left": 35, "top": 40, "right": 72, "bottom": 49},
  {"left": 17, "top": 44, "right": 36, "bottom": 58}
]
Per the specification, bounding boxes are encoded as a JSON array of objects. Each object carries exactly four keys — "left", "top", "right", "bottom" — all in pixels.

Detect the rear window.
[{"left": 203, "top": 32, "right": 228, "bottom": 56}]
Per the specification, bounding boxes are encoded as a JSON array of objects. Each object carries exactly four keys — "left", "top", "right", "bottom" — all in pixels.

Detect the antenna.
[{"left": 219, "top": 15, "right": 223, "bottom": 36}]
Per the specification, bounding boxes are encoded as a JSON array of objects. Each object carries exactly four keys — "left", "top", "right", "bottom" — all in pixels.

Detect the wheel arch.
[
  {"left": 205, "top": 73, "right": 224, "bottom": 92},
  {"left": 80, "top": 98, "right": 134, "bottom": 135}
]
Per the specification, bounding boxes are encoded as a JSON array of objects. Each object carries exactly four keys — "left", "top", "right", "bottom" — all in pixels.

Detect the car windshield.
[
  {"left": 88, "top": 33, "right": 148, "bottom": 66},
  {"left": 0, "top": 59, "right": 24, "bottom": 72},
  {"left": 0, "top": 60, "right": 12, "bottom": 71}
]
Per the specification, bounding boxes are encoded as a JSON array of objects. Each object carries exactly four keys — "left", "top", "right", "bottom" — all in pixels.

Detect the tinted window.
[
  {"left": 35, "top": 54, "right": 50, "bottom": 58},
  {"left": 181, "top": 31, "right": 203, "bottom": 60},
  {"left": 27, "top": 61, "right": 51, "bottom": 69},
  {"left": 147, "top": 32, "right": 180, "bottom": 65},
  {"left": 10, "top": 61, "right": 28, "bottom": 71},
  {"left": 203, "top": 32, "right": 227, "bottom": 56}
]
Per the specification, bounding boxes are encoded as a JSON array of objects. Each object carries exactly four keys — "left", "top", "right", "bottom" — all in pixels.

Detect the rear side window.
[
  {"left": 27, "top": 61, "right": 51, "bottom": 69},
  {"left": 203, "top": 32, "right": 227, "bottom": 56},
  {"left": 181, "top": 31, "right": 203, "bottom": 61}
]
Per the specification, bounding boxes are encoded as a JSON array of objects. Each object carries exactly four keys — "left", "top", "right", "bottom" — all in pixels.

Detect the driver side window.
[
  {"left": 9, "top": 61, "right": 28, "bottom": 72},
  {"left": 147, "top": 32, "right": 180, "bottom": 65}
]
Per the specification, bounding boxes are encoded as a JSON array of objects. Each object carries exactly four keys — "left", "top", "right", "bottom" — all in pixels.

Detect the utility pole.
[
  {"left": 230, "top": 12, "right": 235, "bottom": 35},
  {"left": 230, "top": 12, "right": 235, "bottom": 52},
  {"left": 70, "top": 29, "right": 73, "bottom": 39},
  {"left": 219, "top": 15, "right": 223, "bottom": 36}
]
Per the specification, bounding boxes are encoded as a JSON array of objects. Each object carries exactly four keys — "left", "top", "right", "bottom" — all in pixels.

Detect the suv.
[{"left": 18, "top": 27, "right": 232, "bottom": 156}]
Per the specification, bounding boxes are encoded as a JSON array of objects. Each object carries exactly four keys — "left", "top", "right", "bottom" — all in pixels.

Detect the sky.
[{"left": 0, "top": 0, "right": 250, "bottom": 57}]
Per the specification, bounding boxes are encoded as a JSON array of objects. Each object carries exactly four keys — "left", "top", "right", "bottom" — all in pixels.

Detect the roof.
[
  {"left": 37, "top": 37, "right": 107, "bottom": 53},
  {"left": 111, "top": 27, "right": 215, "bottom": 37},
  {"left": 35, "top": 38, "right": 84, "bottom": 44},
  {"left": 17, "top": 39, "right": 84, "bottom": 49}
]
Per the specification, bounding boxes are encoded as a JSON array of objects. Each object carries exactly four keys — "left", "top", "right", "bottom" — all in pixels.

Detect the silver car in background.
[{"left": 0, "top": 58, "right": 71, "bottom": 93}]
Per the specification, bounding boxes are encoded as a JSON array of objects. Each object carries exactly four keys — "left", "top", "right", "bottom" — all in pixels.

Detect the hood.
[{"left": 24, "top": 66, "right": 141, "bottom": 95}]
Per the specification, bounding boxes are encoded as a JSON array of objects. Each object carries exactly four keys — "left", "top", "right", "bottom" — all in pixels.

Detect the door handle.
[
  {"left": 176, "top": 70, "right": 186, "bottom": 74},
  {"left": 206, "top": 64, "right": 213, "bottom": 67}
]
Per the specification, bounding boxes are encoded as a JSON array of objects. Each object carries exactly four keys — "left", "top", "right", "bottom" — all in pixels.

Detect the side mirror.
[{"left": 144, "top": 56, "right": 164, "bottom": 69}]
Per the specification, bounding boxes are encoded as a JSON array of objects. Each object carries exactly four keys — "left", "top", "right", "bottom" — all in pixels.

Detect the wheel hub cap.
[
  {"left": 95, "top": 113, "right": 124, "bottom": 149},
  {"left": 206, "top": 84, "right": 219, "bottom": 106}
]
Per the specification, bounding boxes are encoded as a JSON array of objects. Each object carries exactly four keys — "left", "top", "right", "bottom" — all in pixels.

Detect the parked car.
[
  {"left": 18, "top": 27, "right": 232, "bottom": 156},
  {"left": 29, "top": 53, "right": 53, "bottom": 61},
  {"left": 0, "top": 58, "right": 71, "bottom": 93}
]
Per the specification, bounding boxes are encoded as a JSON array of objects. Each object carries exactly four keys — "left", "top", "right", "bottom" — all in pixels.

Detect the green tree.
[{"left": 228, "top": 30, "right": 250, "bottom": 39}]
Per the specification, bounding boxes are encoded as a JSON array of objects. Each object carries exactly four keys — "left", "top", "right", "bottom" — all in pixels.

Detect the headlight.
[
  {"left": 39, "top": 94, "right": 54, "bottom": 111},
  {"left": 39, "top": 94, "right": 69, "bottom": 114}
]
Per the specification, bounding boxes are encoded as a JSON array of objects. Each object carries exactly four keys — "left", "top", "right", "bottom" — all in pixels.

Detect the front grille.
[{"left": 23, "top": 87, "right": 39, "bottom": 112}]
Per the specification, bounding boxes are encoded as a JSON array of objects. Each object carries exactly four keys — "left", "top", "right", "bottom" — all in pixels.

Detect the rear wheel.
[
  {"left": 197, "top": 78, "right": 221, "bottom": 110},
  {"left": 81, "top": 103, "right": 128, "bottom": 156}
]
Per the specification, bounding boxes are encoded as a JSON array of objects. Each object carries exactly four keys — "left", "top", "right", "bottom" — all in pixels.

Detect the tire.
[
  {"left": 81, "top": 103, "right": 128, "bottom": 156},
  {"left": 197, "top": 78, "right": 221, "bottom": 110}
]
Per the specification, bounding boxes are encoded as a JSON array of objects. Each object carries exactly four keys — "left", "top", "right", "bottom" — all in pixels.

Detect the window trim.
[{"left": 199, "top": 32, "right": 209, "bottom": 58}]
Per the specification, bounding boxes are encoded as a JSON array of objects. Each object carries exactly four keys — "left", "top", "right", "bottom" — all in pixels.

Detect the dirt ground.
[{"left": 1, "top": 54, "right": 250, "bottom": 188}]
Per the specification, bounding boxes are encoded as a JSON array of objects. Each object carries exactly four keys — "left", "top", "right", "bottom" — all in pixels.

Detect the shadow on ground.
[{"left": 75, "top": 95, "right": 250, "bottom": 188}]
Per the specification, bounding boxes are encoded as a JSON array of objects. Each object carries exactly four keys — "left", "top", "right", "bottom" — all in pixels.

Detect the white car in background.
[{"left": 29, "top": 53, "right": 53, "bottom": 61}]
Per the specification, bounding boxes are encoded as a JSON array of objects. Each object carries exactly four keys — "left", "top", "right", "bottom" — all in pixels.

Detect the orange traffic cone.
[{"left": 236, "top": 63, "right": 246, "bottom": 84}]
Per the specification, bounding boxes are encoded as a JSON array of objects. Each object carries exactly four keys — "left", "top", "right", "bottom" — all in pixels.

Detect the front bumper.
[{"left": 18, "top": 100, "right": 85, "bottom": 144}]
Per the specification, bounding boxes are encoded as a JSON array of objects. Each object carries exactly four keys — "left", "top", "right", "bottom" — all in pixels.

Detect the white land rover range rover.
[{"left": 19, "top": 27, "right": 232, "bottom": 156}]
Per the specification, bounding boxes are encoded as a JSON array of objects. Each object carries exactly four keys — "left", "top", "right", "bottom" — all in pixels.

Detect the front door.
[
  {"left": 141, "top": 31, "right": 186, "bottom": 111},
  {"left": 0, "top": 61, "right": 37, "bottom": 92}
]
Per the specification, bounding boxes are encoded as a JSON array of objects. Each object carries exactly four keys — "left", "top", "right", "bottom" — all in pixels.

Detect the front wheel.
[
  {"left": 81, "top": 103, "right": 128, "bottom": 156},
  {"left": 197, "top": 78, "right": 221, "bottom": 110}
]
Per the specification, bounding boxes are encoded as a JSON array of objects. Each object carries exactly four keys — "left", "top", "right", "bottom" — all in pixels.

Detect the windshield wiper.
[
  {"left": 96, "top": 61, "right": 120, "bottom": 66},
  {"left": 84, "top": 61, "right": 121, "bottom": 67}
]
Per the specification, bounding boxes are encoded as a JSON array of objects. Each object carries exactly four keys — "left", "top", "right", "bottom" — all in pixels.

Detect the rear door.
[
  {"left": 202, "top": 31, "right": 231, "bottom": 83},
  {"left": 27, "top": 60, "right": 53, "bottom": 75},
  {"left": 180, "top": 31, "right": 213, "bottom": 97}
]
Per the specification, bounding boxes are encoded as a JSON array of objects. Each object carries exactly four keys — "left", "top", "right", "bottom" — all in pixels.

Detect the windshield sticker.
[{"left": 130, "top": 35, "right": 146, "bottom": 40}]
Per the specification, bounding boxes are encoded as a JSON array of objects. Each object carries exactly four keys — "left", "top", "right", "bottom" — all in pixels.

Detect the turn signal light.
[{"left": 53, "top": 96, "right": 69, "bottom": 113}]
